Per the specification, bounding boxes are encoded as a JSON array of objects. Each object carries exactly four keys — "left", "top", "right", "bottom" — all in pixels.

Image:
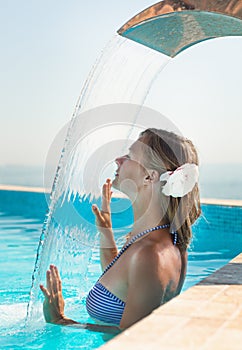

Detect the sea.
[{"left": 0, "top": 163, "right": 241, "bottom": 200}]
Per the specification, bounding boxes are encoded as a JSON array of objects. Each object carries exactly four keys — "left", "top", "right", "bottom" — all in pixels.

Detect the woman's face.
[{"left": 112, "top": 139, "right": 148, "bottom": 196}]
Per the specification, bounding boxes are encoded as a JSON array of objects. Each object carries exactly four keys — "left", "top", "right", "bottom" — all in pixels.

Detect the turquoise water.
[{"left": 0, "top": 190, "right": 242, "bottom": 349}]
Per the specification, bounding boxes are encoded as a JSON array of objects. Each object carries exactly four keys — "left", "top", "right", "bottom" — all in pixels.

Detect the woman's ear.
[{"left": 144, "top": 170, "right": 160, "bottom": 185}]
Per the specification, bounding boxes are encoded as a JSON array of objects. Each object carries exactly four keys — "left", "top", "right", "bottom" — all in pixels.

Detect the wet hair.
[{"left": 139, "top": 128, "right": 201, "bottom": 251}]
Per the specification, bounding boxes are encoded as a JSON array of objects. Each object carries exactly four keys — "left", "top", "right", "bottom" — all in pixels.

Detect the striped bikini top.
[{"left": 86, "top": 223, "right": 173, "bottom": 326}]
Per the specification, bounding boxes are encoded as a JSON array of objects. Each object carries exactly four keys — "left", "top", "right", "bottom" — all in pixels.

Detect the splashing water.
[{"left": 26, "top": 34, "right": 172, "bottom": 325}]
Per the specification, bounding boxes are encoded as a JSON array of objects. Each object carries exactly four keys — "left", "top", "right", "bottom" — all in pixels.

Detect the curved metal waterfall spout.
[{"left": 118, "top": 0, "right": 242, "bottom": 57}]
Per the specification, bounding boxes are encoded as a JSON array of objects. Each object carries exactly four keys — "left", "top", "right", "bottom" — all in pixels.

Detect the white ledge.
[
  {"left": 0, "top": 184, "right": 51, "bottom": 193},
  {"left": 0, "top": 185, "right": 241, "bottom": 207},
  {"left": 201, "top": 197, "right": 242, "bottom": 207}
]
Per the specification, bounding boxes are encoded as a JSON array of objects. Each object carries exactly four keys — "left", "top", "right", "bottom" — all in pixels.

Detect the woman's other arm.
[{"left": 39, "top": 265, "right": 120, "bottom": 334}]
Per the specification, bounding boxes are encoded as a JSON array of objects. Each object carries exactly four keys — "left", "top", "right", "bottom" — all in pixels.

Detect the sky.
[{"left": 0, "top": 0, "right": 242, "bottom": 172}]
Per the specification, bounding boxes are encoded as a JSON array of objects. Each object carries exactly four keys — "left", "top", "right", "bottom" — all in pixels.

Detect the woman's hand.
[
  {"left": 39, "top": 265, "right": 120, "bottom": 333},
  {"left": 92, "top": 178, "right": 113, "bottom": 235},
  {"left": 40, "top": 265, "right": 66, "bottom": 324},
  {"left": 92, "top": 179, "right": 117, "bottom": 268}
]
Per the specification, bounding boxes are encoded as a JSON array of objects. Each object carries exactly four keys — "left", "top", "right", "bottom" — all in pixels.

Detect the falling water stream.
[
  {"left": 26, "top": 34, "right": 172, "bottom": 324},
  {"left": 1, "top": 2, "right": 241, "bottom": 348},
  {"left": 26, "top": 5, "right": 242, "bottom": 325}
]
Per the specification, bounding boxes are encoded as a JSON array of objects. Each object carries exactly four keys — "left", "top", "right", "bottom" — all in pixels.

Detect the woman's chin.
[
  {"left": 112, "top": 179, "right": 126, "bottom": 196},
  {"left": 112, "top": 176, "right": 119, "bottom": 189}
]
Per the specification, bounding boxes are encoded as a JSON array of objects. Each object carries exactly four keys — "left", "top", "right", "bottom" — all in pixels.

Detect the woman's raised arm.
[{"left": 92, "top": 179, "right": 118, "bottom": 270}]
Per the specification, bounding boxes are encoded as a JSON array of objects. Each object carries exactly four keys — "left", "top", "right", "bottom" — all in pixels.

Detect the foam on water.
[{"left": 0, "top": 303, "right": 27, "bottom": 327}]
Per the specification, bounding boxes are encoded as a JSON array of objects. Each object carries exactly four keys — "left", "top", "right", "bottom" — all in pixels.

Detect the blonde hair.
[{"left": 140, "top": 128, "right": 201, "bottom": 251}]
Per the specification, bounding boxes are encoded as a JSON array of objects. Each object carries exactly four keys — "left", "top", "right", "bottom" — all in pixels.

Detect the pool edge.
[
  {"left": 0, "top": 184, "right": 51, "bottom": 193},
  {"left": 100, "top": 252, "right": 242, "bottom": 349},
  {"left": 1, "top": 185, "right": 242, "bottom": 207}
]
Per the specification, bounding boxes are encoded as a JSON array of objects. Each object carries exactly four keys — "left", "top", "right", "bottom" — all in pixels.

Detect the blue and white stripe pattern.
[
  {"left": 86, "top": 223, "right": 171, "bottom": 326},
  {"left": 86, "top": 282, "right": 125, "bottom": 325}
]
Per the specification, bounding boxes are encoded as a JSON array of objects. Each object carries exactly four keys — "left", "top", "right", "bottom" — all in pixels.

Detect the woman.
[{"left": 40, "top": 128, "right": 201, "bottom": 333}]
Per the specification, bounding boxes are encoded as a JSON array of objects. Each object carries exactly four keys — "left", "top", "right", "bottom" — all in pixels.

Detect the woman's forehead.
[
  {"left": 128, "top": 139, "right": 149, "bottom": 165},
  {"left": 129, "top": 137, "right": 146, "bottom": 153}
]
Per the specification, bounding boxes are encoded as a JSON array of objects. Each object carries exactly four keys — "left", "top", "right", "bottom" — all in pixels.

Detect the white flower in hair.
[{"left": 159, "top": 163, "right": 199, "bottom": 198}]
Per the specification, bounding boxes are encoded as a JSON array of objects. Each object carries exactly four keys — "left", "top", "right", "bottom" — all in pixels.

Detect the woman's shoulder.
[
  {"left": 129, "top": 238, "right": 186, "bottom": 276},
  {"left": 128, "top": 239, "right": 164, "bottom": 272},
  {"left": 126, "top": 243, "right": 159, "bottom": 285}
]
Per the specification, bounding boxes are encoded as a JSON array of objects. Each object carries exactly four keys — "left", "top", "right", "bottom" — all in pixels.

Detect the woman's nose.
[
  {"left": 115, "top": 157, "right": 122, "bottom": 166},
  {"left": 115, "top": 155, "right": 125, "bottom": 166}
]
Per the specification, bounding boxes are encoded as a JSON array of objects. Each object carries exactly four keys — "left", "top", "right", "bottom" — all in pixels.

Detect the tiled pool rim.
[
  {"left": 100, "top": 199, "right": 242, "bottom": 350},
  {"left": 100, "top": 252, "right": 242, "bottom": 349},
  {"left": 0, "top": 185, "right": 242, "bottom": 207}
]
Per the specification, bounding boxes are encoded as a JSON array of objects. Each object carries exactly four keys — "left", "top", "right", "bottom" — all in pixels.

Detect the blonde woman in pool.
[{"left": 40, "top": 128, "right": 201, "bottom": 333}]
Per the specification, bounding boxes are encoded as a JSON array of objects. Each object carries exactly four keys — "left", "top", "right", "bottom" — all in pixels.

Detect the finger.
[
  {"left": 107, "top": 179, "right": 112, "bottom": 200},
  {"left": 102, "top": 183, "right": 108, "bottom": 204},
  {"left": 107, "top": 178, "right": 111, "bottom": 190},
  {"left": 54, "top": 265, "right": 62, "bottom": 292},
  {"left": 50, "top": 265, "right": 58, "bottom": 294},
  {"left": 102, "top": 182, "right": 110, "bottom": 212},
  {"left": 92, "top": 205, "right": 106, "bottom": 226},
  {"left": 106, "top": 180, "right": 109, "bottom": 194},
  {"left": 46, "top": 269, "right": 52, "bottom": 293},
  {"left": 40, "top": 284, "right": 50, "bottom": 299},
  {"left": 92, "top": 204, "right": 102, "bottom": 219},
  {"left": 107, "top": 178, "right": 111, "bottom": 187}
]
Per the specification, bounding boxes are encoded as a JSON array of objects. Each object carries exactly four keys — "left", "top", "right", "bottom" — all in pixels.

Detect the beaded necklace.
[{"left": 99, "top": 223, "right": 172, "bottom": 279}]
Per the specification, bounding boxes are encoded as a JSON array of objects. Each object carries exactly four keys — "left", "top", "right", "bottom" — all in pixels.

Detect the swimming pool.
[{"left": 1, "top": 189, "right": 242, "bottom": 349}]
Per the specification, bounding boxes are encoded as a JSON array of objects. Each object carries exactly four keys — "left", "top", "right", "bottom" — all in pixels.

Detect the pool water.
[{"left": 0, "top": 190, "right": 242, "bottom": 349}]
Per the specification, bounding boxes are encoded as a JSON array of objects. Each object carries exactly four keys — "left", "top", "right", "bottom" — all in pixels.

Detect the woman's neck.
[{"left": 130, "top": 188, "right": 167, "bottom": 237}]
